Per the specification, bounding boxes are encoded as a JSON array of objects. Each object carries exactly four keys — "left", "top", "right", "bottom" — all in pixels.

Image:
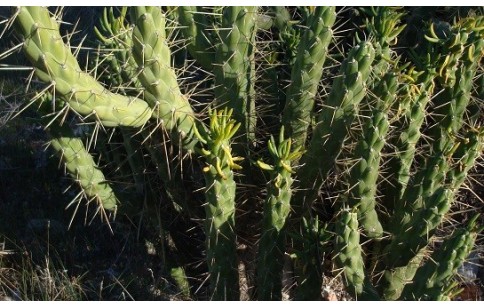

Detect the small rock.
[{"left": 457, "top": 251, "right": 479, "bottom": 282}]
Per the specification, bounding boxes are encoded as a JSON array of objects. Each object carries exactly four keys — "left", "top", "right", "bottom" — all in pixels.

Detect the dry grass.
[{"left": 0, "top": 239, "right": 86, "bottom": 301}]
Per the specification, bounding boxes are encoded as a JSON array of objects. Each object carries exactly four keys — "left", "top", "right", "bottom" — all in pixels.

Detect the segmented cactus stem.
[
  {"left": 14, "top": 6, "right": 152, "bottom": 128},
  {"left": 281, "top": 6, "right": 336, "bottom": 149},
  {"left": 401, "top": 215, "right": 482, "bottom": 300},
  {"left": 177, "top": 6, "right": 216, "bottom": 70},
  {"left": 334, "top": 209, "right": 379, "bottom": 300},
  {"left": 131, "top": 6, "right": 200, "bottom": 150},
  {"left": 293, "top": 41, "right": 376, "bottom": 219},
  {"left": 256, "top": 128, "right": 303, "bottom": 300},
  {"left": 49, "top": 124, "right": 118, "bottom": 212},
  {"left": 199, "top": 108, "right": 242, "bottom": 300},
  {"left": 345, "top": 71, "right": 398, "bottom": 238},
  {"left": 212, "top": 7, "right": 258, "bottom": 147}
]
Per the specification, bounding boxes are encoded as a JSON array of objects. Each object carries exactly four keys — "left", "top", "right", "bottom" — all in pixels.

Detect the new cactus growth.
[
  {"left": 198, "top": 108, "right": 242, "bottom": 300},
  {"left": 3, "top": 6, "right": 483, "bottom": 301},
  {"left": 256, "top": 127, "right": 303, "bottom": 300}
]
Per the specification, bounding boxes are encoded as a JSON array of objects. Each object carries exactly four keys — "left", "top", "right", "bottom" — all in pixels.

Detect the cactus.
[
  {"left": 380, "top": 70, "right": 436, "bottom": 217},
  {"left": 401, "top": 215, "right": 482, "bottom": 300},
  {"left": 49, "top": 124, "right": 118, "bottom": 212},
  {"left": 130, "top": 6, "right": 200, "bottom": 150},
  {"left": 27, "top": 91, "right": 120, "bottom": 213},
  {"left": 198, "top": 108, "right": 242, "bottom": 300},
  {"left": 384, "top": 20, "right": 484, "bottom": 269},
  {"left": 93, "top": 7, "right": 140, "bottom": 91},
  {"left": 14, "top": 6, "right": 152, "bottom": 128},
  {"left": 293, "top": 40, "right": 375, "bottom": 219},
  {"left": 3, "top": 6, "right": 483, "bottom": 301},
  {"left": 256, "top": 127, "right": 303, "bottom": 300},
  {"left": 177, "top": 6, "right": 216, "bottom": 70},
  {"left": 333, "top": 209, "right": 379, "bottom": 300},
  {"left": 281, "top": 6, "right": 336, "bottom": 149},
  {"left": 344, "top": 70, "right": 398, "bottom": 238},
  {"left": 211, "top": 7, "right": 258, "bottom": 147}
]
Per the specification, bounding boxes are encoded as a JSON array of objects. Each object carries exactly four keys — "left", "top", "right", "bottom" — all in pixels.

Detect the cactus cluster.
[{"left": 1, "top": 6, "right": 483, "bottom": 301}]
